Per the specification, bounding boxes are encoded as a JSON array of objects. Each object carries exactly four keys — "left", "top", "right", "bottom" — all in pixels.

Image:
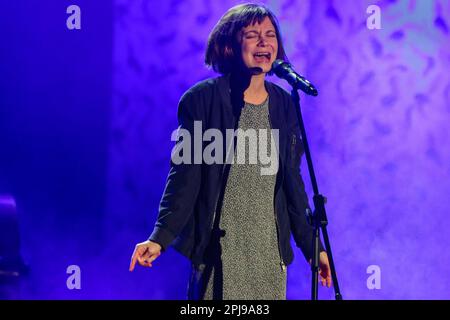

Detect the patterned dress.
[{"left": 190, "top": 96, "right": 287, "bottom": 300}]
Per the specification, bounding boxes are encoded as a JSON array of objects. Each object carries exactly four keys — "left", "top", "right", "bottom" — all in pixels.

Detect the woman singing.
[{"left": 130, "top": 3, "right": 331, "bottom": 300}]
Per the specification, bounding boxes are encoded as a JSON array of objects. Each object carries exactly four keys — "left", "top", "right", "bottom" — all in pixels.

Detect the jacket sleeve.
[
  {"left": 148, "top": 91, "right": 202, "bottom": 251},
  {"left": 283, "top": 95, "right": 325, "bottom": 261}
]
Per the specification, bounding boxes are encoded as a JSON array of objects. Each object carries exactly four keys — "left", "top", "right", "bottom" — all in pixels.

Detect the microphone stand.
[{"left": 290, "top": 89, "right": 342, "bottom": 300}]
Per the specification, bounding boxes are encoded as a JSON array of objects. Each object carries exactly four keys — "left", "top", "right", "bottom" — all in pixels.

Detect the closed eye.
[{"left": 244, "top": 31, "right": 259, "bottom": 38}]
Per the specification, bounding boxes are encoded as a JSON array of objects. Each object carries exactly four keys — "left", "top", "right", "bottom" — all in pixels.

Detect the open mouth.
[{"left": 253, "top": 52, "right": 271, "bottom": 63}]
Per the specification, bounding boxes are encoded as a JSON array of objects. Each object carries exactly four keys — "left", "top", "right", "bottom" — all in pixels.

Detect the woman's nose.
[{"left": 257, "top": 36, "right": 269, "bottom": 46}]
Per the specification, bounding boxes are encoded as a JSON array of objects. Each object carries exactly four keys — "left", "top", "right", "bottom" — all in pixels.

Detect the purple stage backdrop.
[{"left": 1, "top": 0, "right": 449, "bottom": 299}]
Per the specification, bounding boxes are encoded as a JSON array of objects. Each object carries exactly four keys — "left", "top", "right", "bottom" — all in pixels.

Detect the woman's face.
[{"left": 238, "top": 16, "right": 279, "bottom": 74}]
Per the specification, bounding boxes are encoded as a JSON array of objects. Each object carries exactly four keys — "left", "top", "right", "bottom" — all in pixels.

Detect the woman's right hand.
[{"left": 129, "top": 240, "right": 162, "bottom": 271}]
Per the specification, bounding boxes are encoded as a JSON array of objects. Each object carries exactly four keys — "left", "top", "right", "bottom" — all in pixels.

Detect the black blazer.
[{"left": 149, "top": 74, "right": 324, "bottom": 267}]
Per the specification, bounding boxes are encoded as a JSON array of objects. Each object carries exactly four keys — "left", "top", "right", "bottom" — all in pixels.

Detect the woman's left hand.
[
  {"left": 318, "top": 251, "right": 332, "bottom": 288},
  {"left": 310, "top": 251, "right": 332, "bottom": 288}
]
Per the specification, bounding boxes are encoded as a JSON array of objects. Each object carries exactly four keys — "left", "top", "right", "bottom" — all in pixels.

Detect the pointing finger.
[{"left": 129, "top": 252, "right": 138, "bottom": 272}]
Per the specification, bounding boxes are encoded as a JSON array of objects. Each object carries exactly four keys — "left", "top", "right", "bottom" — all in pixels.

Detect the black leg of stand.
[{"left": 291, "top": 89, "right": 342, "bottom": 300}]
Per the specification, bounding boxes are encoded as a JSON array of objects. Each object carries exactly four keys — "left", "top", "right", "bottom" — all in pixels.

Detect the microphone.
[{"left": 271, "top": 60, "right": 318, "bottom": 96}]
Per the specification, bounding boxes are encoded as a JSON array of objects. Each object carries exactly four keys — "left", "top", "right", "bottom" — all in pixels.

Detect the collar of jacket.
[{"left": 217, "top": 74, "right": 282, "bottom": 131}]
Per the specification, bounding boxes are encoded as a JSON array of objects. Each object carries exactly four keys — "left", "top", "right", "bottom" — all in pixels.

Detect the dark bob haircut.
[{"left": 205, "top": 3, "right": 288, "bottom": 75}]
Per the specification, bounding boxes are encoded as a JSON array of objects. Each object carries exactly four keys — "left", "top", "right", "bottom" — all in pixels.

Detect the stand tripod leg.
[{"left": 321, "top": 225, "right": 343, "bottom": 300}]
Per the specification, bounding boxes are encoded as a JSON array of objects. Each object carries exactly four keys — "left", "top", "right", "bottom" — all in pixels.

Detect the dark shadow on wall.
[{"left": 0, "top": 1, "right": 112, "bottom": 298}]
